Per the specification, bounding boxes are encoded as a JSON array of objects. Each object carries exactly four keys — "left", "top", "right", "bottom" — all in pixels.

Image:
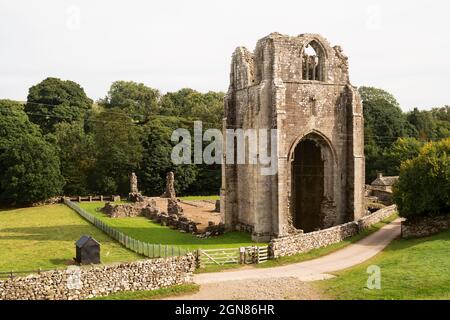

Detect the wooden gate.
[
  {"left": 198, "top": 248, "right": 240, "bottom": 267},
  {"left": 197, "top": 246, "right": 270, "bottom": 267},
  {"left": 256, "top": 246, "right": 269, "bottom": 263}
]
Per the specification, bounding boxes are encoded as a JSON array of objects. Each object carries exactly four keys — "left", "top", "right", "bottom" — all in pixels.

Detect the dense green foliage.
[
  {"left": 393, "top": 139, "right": 450, "bottom": 218},
  {"left": 360, "top": 86, "right": 449, "bottom": 183},
  {"left": 98, "top": 81, "right": 160, "bottom": 121},
  {"left": 24, "top": 77, "right": 93, "bottom": 134},
  {"left": 2, "top": 77, "right": 449, "bottom": 206},
  {"left": 90, "top": 108, "right": 143, "bottom": 195},
  {"left": 52, "top": 122, "right": 96, "bottom": 196},
  {"left": 0, "top": 100, "right": 64, "bottom": 205},
  {"left": 139, "top": 117, "right": 198, "bottom": 195}
]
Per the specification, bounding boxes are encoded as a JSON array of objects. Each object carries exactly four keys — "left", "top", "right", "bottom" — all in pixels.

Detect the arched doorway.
[{"left": 291, "top": 133, "right": 335, "bottom": 232}]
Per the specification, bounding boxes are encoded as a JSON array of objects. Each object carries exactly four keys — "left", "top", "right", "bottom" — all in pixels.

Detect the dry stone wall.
[
  {"left": 402, "top": 214, "right": 450, "bottom": 239},
  {"left": 0, "top": 255, "right": 195, "bottom": 300},
  {"left": 270, "top": 205, "right": 396, "bottom": 258}
]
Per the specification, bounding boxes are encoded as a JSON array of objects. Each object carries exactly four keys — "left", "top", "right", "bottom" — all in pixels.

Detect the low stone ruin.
[
  {"left": 100, "top": 172, "right": 225, "bottom": 238},
  {"left": 167, "top": 198, "right": 183, "bottom": 215},
  {"left": 102, "top": 198, "right": 158, "bottom": 218},
  {"left": 214, "top": 200, "right": 220, "bottom": 213},
  {"left": 161, "top": 172, "right": 176, "bottom": 199},
  {"left": 128, "top": 172, "right": 144, "bottom": 202},
  {"left": 196, "top": 221, "right": 226, "bottom": 238}
]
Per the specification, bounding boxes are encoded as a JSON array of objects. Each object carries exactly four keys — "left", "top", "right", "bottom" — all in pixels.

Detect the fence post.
[
  {"left": 239, "top": 247, "right": 245, "bottom": 264},
  {"left": 196, "top": 249, "right": 201, "bottom": 268}
]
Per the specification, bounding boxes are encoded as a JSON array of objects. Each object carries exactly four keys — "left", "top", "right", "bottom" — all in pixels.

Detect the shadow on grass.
[
  {"left": 0, "top": 223, "right": 255, "bottom": 248},
  {"left": 382, "top": 228, "right": 450, "bottom": 253},
  {"left": 0, "top": 225, "right": 122, "bottom": 244}
]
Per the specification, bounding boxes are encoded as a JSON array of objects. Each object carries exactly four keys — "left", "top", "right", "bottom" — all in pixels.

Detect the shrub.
[{"left": 393, "top": 139, "right": 450, "bottom": 218}]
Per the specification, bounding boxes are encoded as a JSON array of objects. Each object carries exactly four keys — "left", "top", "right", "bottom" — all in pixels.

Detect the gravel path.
[{"left": 171, "top": 278, "right": 327, "bottom": 300}]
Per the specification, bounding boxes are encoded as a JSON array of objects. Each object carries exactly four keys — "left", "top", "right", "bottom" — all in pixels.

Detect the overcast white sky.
[{"left": 0, "top": 0, "right": 449, "bottom": 110}]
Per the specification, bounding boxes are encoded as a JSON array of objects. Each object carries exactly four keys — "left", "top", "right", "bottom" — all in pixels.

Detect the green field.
[
  {"left": 318, "top": 229, "right": 450, "bottom": 300},
  {"left": 78, "top": 202, "right": 261, "bottom": 249},
  {"left": 0, "top": 205, "right": 141, "bottom": 272}
]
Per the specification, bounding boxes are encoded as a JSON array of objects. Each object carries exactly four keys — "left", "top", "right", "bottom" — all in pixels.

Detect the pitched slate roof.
[
  {"left": 75, "top": 235, "right": 99, "bottom": 248},
  {"left": 371, "top": 175, "right": 399, "bottom": 187}
]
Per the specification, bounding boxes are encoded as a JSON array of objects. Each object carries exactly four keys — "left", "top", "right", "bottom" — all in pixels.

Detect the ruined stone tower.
[{"left": 221, "top": 33, "right": 365, "bottom": 241}]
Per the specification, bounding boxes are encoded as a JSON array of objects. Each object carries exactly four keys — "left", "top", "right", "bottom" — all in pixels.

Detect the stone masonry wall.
[
  {"left": 0, "top": 255, "right": 195, "bottom": 300},
  {"left": 402, "top": 214, "right": 450, "bottom": 239},
  {"left": 270, "top": 205, "right": 396, "bottom": 258}
]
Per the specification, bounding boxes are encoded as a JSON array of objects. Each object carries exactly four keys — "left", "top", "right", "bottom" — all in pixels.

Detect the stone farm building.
[{"left": 221, "top": 33, "right": 365, "bottom": 241}]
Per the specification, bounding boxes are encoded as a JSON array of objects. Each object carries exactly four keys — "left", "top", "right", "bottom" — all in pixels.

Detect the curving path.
[{"left": 170, "top": 218, "right": 403, "bottom": 299}]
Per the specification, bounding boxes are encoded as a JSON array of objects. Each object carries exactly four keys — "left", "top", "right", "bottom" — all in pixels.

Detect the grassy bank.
[{"left": 317, "top": 229, "right": 450, "bottom": 300}]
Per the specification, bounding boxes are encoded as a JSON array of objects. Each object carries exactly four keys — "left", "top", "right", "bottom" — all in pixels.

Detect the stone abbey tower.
[{"left": 221, "top": 33, "right": 365, "bottom": 241}]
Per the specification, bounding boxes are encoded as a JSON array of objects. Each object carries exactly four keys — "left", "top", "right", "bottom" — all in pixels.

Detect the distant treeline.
[{"left": 0, "top": 78, "right": 448, "bottom": 205}]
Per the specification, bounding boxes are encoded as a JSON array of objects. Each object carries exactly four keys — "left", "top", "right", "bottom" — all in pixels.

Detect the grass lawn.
[
  {"left": 317, "top": 229, "right": 450, "bottom": 300},
  {"left": 0, "top": 205, "right": 141, "bottom": 273},
  {"left": 255, "top": 213, "right": 399, "bottom": 269},
  {"left": 90, "top": 284, "right": 199, "bottom": 300},
  {"left": 179, "top": 195, "right": 220, "bottom": 201},
  {"left": 78, "top": 202, "right": 262, "bottom": 250}
]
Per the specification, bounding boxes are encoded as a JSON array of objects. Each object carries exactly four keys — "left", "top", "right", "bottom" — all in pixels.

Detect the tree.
[
  {"left": 393, "top": 139, "right": 450, "bottom": 218},
  {"left": 99, "top": 81, "right": 160, "bottom": 121},
  {"left": 407, "top": 108, "right": 438, "bottom": 141},
  {"left": 138, "top": 117, "right": 197, "bottom": 196},
  {"left": 53, "top": 122, "right": 96, "bottom": 195},
  {"left": 407, "top": 106, "right": 450, "bottom": 141},
  {"left": 91, "top": 108, "right": 143, "bottom": 195},
  {"left": 24, "top": 77, "right": 93, "bottom": 134},
  {"left": 160, "top": 89, "right": 224, "bottom": 127},
  {"left": 382, "top": 137, "right": 423, "bottom": 176},
  {"left": 0, "top": 100, "right": 63, "bottom": 205},
  {"left": 0, "top": 100, "right": 41, "bottom": 148},
  {"left": 359, "top": 86, "right": 410, "bottom": 149},
  {"left": 0, "top": 134, "right": 64, "bottom": 205},
  {"left": 359, "top": 87, "right": 411, "bottom": 182},
  {"left": 432, "top": 106, "right": 450, "bottom": 139}
]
